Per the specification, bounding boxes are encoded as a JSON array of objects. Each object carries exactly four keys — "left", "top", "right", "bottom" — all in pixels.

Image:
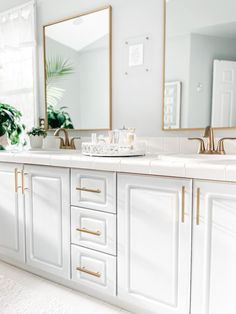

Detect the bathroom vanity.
[
  {"left": 0, "top": 151, "right": 235, "bottom": 314},
  {"left": 1, "top": 0, "right": 236, "bottom": 312}
]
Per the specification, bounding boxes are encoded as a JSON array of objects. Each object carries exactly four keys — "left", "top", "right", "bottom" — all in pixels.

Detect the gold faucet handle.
[
  {"left": 70, "top": 137, "right": 81, "bottom": 150},
  {"left": 217, "top": 138, "right": 236, "bottom": 155},
  {"left": 188, "top": 138, "right": 206, "bottom": 154},
  {"left": 57, "top": 137, "right": 65, "bottom": 149}
]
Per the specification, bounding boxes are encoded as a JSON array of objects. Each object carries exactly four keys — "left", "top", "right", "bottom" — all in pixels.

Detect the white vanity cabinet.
[
  {"left": 0, "top": 163, "right": 25, "bottom": 263},
  {"left": 24, "top": 165, "right": 70, "bottom": 279},
  {"left": 118, "top": 174, "right": 192, "bottom": 314},
  {"left": 2, "top": 157, "right": 236, "bottom": 314},
  {"left": 191, "top": 180, "right": 236, "bottom": 314}
]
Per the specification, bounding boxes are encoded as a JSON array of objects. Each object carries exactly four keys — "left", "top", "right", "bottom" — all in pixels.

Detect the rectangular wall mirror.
[
  {"left": 163, "top": 0, "right": 236, "bottom": 130},
  {"left": 43, "top": 6, "right": 111, "bottom": 131}
]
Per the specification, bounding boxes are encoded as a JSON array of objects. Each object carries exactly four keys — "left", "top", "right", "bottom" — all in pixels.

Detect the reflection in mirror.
[
  {"left": 164, "top": 0, "right": 236, "bottom": 130},
  {"left": 44, "top": 7, "right": 111, "bottom": 130}
]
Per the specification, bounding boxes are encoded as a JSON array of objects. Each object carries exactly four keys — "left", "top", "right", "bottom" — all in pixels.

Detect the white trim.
[{"left": 0, "top": 1, "right": 35, "bottom": 17}]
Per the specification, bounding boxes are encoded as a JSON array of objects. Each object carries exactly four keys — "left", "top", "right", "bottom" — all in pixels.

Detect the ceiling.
[
  {"left": 45, "top": 8, "right": 109, "bottom": 52},
  {"left": 193, "top": 22, "right": 236, "bottom": 39}
]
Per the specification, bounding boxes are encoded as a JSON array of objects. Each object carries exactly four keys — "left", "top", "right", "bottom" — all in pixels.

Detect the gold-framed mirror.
[
  {"left": 43, "top": 6, "right": 112, "bottom": 131},
  {"left": 163, "top": 0, "right": 236, "bottom": 131}
]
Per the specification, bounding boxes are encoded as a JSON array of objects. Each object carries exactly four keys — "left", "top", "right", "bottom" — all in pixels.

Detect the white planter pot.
[
  {"left": 29, "top": 135, "right": 44, "bottom": 149},
  {"left": 0, "top": 134, "right": 8, "bottom": 149}
]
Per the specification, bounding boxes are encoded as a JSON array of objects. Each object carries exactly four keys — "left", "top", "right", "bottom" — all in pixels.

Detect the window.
[{"left": 0, "top": 1, "right": 37, "bottom": 130}]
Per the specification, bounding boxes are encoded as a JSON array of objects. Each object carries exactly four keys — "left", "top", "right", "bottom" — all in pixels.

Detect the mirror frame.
[
  {"left": 43, "top": 6, "right": 112, "bottom": 131},
  {"left": 162, "top": 0, "right": 236, "bottom": 132}
]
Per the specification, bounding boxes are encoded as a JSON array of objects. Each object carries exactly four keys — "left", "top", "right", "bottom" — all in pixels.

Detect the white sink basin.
[{"left": 158, "top": 154, "right": 236, "bottom": 162}]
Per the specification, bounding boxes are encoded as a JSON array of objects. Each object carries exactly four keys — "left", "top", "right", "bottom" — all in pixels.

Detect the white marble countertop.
[{"left": 1, "top": 150, "right": 236, "bottom": 182}]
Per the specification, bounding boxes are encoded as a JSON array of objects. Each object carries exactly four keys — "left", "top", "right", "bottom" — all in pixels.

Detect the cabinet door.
[
  {"left": 191, "top": 180, "right": 236, "bottom": 314},
  {"left": 24, "top": 165, "right": 70, "bottom": 279},
  {"left": 0, "top": 163, "right": 25, "bottom": 262},
  {"left": 118, "top": 174, "right": 192, "bottom": 314}
]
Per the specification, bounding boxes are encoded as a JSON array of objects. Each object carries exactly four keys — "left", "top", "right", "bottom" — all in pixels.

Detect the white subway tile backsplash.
[
  {"left": 43, "top": 136, "right": 60, "bottom": 149},
  {"left": 163, "top": 137, "right": 180, "bottom": 153},
  {"left": 42, "top": 135, "right": 236, "bottom": 156},
  {"left": 222, "top": 139, "right": 236, "bottom": 154},
  {"left": 179, "top": 137, "right": 199, "bottom": 154},
  {"left": 145, "top": 137, "right": 164, "bottom": 154}
]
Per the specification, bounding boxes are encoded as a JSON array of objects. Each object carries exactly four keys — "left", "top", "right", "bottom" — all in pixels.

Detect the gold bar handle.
[
  {"left": 196, "top": 187, "right": 200, "bottom": 225},
  {"left": 181, "top": 186, "right": 185, "bottom": 223},
  {"left": 76, "top": 266, "right": 101, "bottom": 278},
  {"left": 76, "top": 227, "right": 101, "bottom": 236},
  {"left": 21, "top": 170, "right": 25, "bottom": 194},
  {"left": 76, "top": 187, "right": 101, "bottom": 194},
  {"left": 14, "top": 168, "right": 21, "bottom": 193},
  {"left": 21, "top": 170, "right": 29, "bottom": 194}
]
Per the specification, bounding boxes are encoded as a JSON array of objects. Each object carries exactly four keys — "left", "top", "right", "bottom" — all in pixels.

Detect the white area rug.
[{"left": 0, "top": 261, "right": 130, "bottom": 314}]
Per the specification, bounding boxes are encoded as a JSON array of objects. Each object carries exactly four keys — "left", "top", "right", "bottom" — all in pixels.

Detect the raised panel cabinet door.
[
  {"left": 191, "top": 180, "right": 236, "bottom": 314},
  {"left": 24, "top": 165, "right": 70, "bottom": 279},
  {"left": 118, "top": 174, "right": 192, "bottom": 314},
  {"left": 0, "top": 163, "right": 25, "bottom": 262}
]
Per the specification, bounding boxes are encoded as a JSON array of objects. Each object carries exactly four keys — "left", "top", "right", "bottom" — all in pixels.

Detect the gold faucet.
[
  {"left": 203, "top": 126, "right": 216, "bottom": 153},
  {"left": 189, "top": 126, "right": 236, "bottom": 155},
  {"left": 54, "top": 128, "right": 80, "bottom": 149}
]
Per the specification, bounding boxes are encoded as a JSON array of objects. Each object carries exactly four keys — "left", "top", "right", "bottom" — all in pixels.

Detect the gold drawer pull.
[
  {"left": 181, "top": 186, "right": 185, "bottom": 223},
  {"left": 196, "top": 187, "right": 200, "bottom": 225},
  {"left": 76, "top": 227, "right": 101, "bottom": 236},
  {"left": 76, "top": 187, "right": 101, "bottom": 194},
  {"left": 76, "top": 266, "right": 101, "bottom": 278}
]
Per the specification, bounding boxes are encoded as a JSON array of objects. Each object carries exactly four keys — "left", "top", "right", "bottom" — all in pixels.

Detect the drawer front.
[
  {"left": 71, "top": 245, "right": 116, "bottom": 296},
  {"left": 71, "top": 207, "right": 116, "bottom": 255},
  {"left": 71, "top": 169, "right": 116, "bottom": 213}
]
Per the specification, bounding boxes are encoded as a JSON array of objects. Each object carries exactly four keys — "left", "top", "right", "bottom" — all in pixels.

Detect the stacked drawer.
[{"left": 70, "top": 169, "right": 117, "bottom": 296}]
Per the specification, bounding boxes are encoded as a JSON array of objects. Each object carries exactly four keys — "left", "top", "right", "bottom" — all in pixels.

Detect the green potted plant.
[
  {"left": 47, "top": 105, "right": 74, "bottom": 129},
  {"left": 0, "top": 103, "right": 25, "bottom": 150},
  {"left": 27, "top": 127, "right": 47, "bottom": 149}
]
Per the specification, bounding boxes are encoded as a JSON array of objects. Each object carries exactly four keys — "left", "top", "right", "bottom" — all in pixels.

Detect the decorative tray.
[{"left": 82, "top": 142, "right": 145, "bottom": 157}]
